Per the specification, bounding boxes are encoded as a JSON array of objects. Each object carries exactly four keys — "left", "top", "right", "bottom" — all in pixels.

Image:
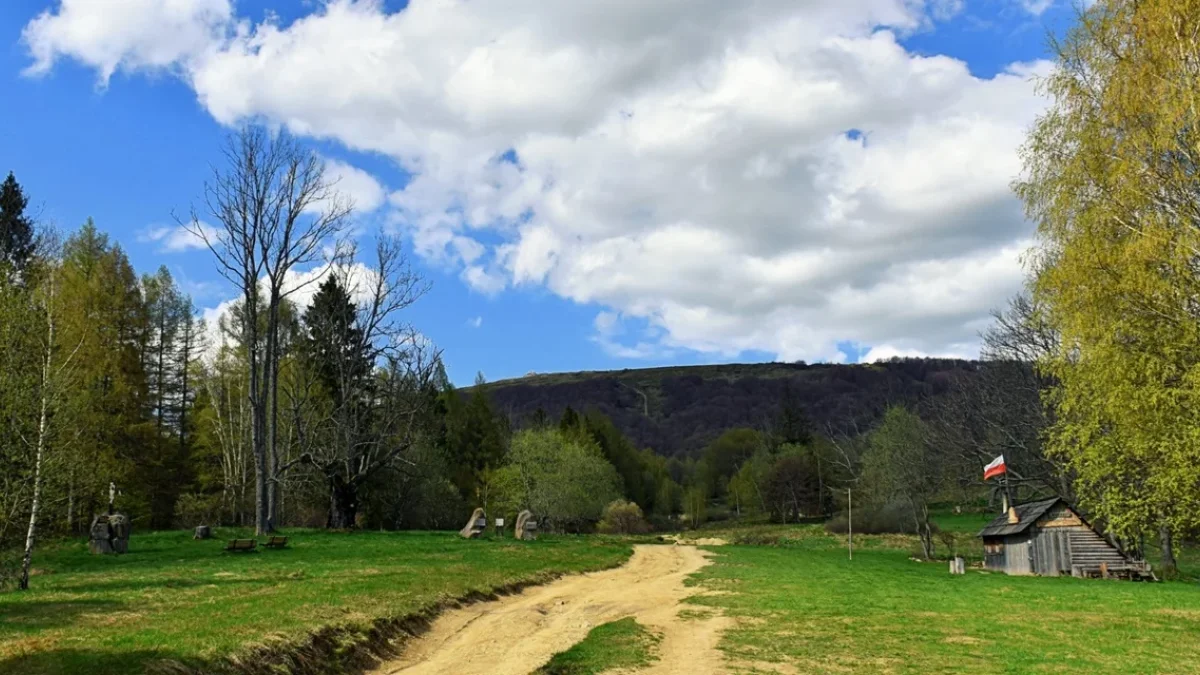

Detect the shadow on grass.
[
  {"left": 45, "top": 575, "right": 276, "bottom": 595},
  {"left": 0, "top": 598, "right": 127, "bottom": 635},
  {"left": 0, "top": 648, "right": 194, "bottom": 675}
]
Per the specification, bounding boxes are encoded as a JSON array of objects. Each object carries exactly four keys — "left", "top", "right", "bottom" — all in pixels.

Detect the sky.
[{"left": 0, "top": 0, "right": 1083, "bottom": 385}]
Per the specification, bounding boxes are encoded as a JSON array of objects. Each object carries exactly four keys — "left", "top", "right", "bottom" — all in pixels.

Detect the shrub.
[
  {"left": 824, "top": 502, "right": 941, "bottom": 536},
  {"left": 597, "top": 499, "right": 651, "bottom": 534}
]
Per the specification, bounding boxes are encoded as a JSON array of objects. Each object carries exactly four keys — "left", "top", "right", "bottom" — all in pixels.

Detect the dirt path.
[{"left": 370, "top": 544, "right": 731, "bottom": 675}]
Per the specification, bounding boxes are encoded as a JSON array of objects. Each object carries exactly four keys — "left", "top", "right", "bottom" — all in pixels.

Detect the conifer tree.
[{"left": 0, "top": 172, "right": 35, "bottom": 273}]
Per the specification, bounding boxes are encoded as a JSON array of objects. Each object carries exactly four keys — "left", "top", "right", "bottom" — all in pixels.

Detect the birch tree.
[
  {"left": 18, "top": 237, "right": 80, "bottom": 590},
  {"left": 1015, "top": 0, "right": 1200, "bottom": 573}
]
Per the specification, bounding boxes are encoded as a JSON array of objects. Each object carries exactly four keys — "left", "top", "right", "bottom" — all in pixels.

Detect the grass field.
[
  {"left": 3, "top": 515, "right": 1197, "bottom": 674},
  {"left": 537, "top": 617, "right": 660, "bottom": 674},
  {"left": 683, "top": 516, "right": 1200, "bottom": 674},
  {"left": 0, "top": 530, "right": 632, "bottom": 675}
]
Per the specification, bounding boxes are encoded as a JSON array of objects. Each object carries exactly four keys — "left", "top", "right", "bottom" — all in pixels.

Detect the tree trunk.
[
  {"left": 327, "top": 477, "right": 358, "bottom": 530},
  {"left": 1159, "top": 525, "right": 1178, "bottom": 578},
  {"left": 264, "top": 292, "right": 282, "bottom": 533},
  {"left": 19, "top": 420, "right": 46, "bottom": 591},
  {"left": 20, "top": 288, "right": 56, "bottom": 591}
]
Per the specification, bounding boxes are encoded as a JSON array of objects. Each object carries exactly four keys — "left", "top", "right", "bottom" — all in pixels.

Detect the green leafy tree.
[
  {"left": 861, "top": 406, "right": 943, "bottom": 559},
  {"left": 701, "top": 428, "right": 763, "bottom": 497},
  {"left": 494, "top": 428, "right": 621, "bottom": 532},
  {"left": 57, "top": 220, "right": 151, "bottom": 527},
  {"left": 1015, "top": 0, "right": 1200, "bottom": 572}
]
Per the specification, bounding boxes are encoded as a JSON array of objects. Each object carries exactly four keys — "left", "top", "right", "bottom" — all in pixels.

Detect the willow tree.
[{"left": 1015, "top": 0, "right": 1200, "bottom": 571}]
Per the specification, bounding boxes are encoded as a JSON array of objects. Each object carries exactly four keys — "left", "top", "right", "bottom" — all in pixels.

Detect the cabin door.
[{"left": 1007, "top": 535, "right": 1033, "bottom": 575}]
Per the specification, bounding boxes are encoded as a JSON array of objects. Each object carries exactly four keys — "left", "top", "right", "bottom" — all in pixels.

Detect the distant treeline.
[{"left": 483, "top": 359, "right": 976, "bottom": 456}]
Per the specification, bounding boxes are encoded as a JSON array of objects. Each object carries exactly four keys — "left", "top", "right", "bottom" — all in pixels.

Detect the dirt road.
[{"left": 370, "top": 544, "right": 731, "bottom": 675}]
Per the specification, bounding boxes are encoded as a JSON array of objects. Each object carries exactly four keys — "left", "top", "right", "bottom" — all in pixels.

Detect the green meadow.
[
  {"left": 683, "top": 517, "right": 1200, "bottom": 674},
  {"left": 0, "top": 530, "right": 631, "bottom": 675},
  {"left": 2, "top": 517, "right": 1197, "bottom": 674}
]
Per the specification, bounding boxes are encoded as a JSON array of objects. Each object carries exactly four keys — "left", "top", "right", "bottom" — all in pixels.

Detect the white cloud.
[
  {"left": 1018, "top": 0, "right": 1056, "bottom": 16},
  {"left": 467, "top": 316, "right": 483, "bottom": 328},
  {"left": 22, "top": 0, "right": 232, "bottom": 83},
  {"left": 28, "top": 0, "right": 1052, "bottom": 363},
  {"left": 199, "top": 260, "right": 379, "bottom": 357},
  {"left": 139, "top": 222, "right": 218, "bottom": 252},
  {"left": 317, "top": 157, "right": 387, "bottom": 214}
]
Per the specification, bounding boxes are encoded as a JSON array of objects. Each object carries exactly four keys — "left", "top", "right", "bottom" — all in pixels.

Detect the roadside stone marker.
[
  {"left": 460, "top": 508, "right": 487, "bottom": 538},
  {"left": 515, "top": 510, "right": 538, "bottom": 541}
]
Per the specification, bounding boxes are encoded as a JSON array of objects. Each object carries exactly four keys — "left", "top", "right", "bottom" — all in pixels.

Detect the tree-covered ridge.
[{"left": 483, "top": 358, "right": 975, "bottom": 456}]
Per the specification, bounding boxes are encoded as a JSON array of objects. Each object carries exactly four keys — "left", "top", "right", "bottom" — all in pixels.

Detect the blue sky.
[{"left": 1, "top": 0, "right": 1081, "bottom": 385}]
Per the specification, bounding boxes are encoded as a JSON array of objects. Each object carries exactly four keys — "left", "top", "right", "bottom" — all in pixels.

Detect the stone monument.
[
  {"left": 515, "top": 510, "right": 538, "bottom": 541},
  {"left": 460, "top": 507, "right": 487, "bottom": 538},
  {"left": 89, "top": 481, "right": 131, "bottom": 554},
  {"left": 89, "top": 513, "right": 131, "bottom": 554}
]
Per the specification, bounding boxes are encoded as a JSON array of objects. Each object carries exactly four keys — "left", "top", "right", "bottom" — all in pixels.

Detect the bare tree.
[
  {"left": 288, "top": 237, "right": 439, "bottom": 528},
  {"left": 186, "top": 126, "right": 351, "bottom": 534},
  {"left": 928, "top": 291, "right": 1070, "bottom": 502}
]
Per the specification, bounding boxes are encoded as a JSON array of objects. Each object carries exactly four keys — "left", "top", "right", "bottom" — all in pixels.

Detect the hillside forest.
[{"left": 2, "top": 0, "right": 1198, "bottom": 588}]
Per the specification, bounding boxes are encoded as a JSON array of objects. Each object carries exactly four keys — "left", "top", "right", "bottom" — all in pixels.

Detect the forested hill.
[{"left": 483, "top": 359, "right": 977, "bottom": 456}]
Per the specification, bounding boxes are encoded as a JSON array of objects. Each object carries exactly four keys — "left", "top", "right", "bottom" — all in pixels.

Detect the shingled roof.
[{"left": 978, "top": 497, "right": 1063, "bottom": 537}]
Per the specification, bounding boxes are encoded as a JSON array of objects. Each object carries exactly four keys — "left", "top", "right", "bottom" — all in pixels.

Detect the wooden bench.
[
  {"left": 264, "top": 536, "right": 288, "bottom": 549},
  {"left": 224, "top": 538, "right": 257, "bottom": 552}
]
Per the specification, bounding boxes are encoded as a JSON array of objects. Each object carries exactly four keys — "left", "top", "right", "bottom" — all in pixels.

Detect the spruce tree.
[
  {"left": 301, "top": 276, "right": 371, "bottom": 407},
  {"left": 0, "top": 172, "right": 35, "bottom": 272}
]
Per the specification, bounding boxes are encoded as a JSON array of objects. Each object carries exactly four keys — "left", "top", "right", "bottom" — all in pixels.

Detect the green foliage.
[
  {"left": 559, "top": 409, "right": 669, "bottom": 513},
  {"left": 537, "top": 617, "right": 660, "bottom": 675},
  {"left": 684, "top": 485, "right": 707, "bottom": 527},
  {"left": 494, "top": 429, "right": 621, "bottom": 531},
  {"left": 861, "top": 406, "right": 942, "bottom": 558},
  {"left": 440, "top": 382, "right": 509, "bottom": 504},
  {"left": 1017, "top": 0, "right": 1200, "bottom": 541},
  {"left": 762, "top": 450, "right": 820, "bottom": 523},
  {"left": 596, "top": 499, "right": 650, "bottom": 535},
  {"left": 0, "top": 172, "right": 34, "bottom": 273},
  {"left": 701, "top": 428, "right": 764, "bottom": 497},
  {"left": 824, "top": 502, "right": 942, "bottom": 536},
  {"left": 0, "top": 530, "right": 632, "bottom": 674}
]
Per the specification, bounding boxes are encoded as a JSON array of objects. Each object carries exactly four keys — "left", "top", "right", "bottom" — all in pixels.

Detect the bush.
[
  {"left": 596, "top": 499, "right": 651, "bottom": 534},
  {"left": 824, "top": 502, "right": 941, "bottom": 536}
]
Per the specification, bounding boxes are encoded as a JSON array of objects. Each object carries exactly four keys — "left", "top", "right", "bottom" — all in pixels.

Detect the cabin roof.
[{"left": 978, "top": 497, "right": 1063, "bottom": 537}]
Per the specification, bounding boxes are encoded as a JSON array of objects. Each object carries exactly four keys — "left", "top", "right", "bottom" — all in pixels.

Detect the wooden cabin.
[{"left": 978, "top": 497, "right": 1151, "bottom": 579}]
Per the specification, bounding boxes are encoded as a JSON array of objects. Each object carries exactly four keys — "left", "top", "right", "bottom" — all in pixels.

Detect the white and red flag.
[{"left": 983, "top": 455, "right": 1007, "bottom": 481}]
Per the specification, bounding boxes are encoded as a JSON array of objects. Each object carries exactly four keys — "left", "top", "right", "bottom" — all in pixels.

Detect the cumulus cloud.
[
  {"left": 139, "top": 222, "right": 218, "bottom": 253},
  {"left": 27, "top": 0, "right": 1052, "bottom": 362},
  {"left": 315, "top": 157, "right": 387, "bottom": 214},
  {"left": 199, "top": 260, "right": 380, "bottom": 356},
  {"left": 22, "top": 0, "right": 232, "bottom": 83}
]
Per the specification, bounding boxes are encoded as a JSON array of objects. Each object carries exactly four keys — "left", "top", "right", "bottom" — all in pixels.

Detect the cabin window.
[{"left": 985, "top": 541, "right": 1004, "bottom": 555}]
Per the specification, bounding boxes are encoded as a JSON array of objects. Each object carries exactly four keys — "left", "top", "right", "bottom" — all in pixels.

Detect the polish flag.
[{"left": 983, "top": 455, "right": 1007, "bottom": 481}]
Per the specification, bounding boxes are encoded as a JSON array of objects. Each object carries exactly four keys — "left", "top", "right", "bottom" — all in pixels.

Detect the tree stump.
[
  {"left": 194, "top": 525, "right": 211, "bottom": 540},
  {"left": 460, "top": 508, "right": 486, "bottom": 539},
  {"left": 515, "top": 510, "right": 538, "bottom": 541}
]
